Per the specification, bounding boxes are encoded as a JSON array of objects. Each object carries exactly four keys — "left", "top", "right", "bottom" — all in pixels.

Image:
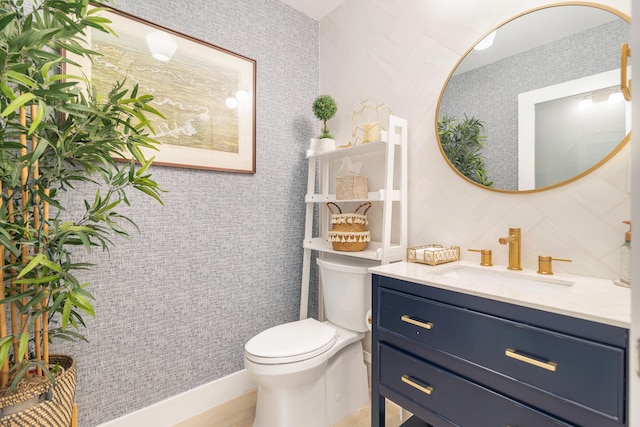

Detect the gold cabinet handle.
[
  {"left": 401, "top": 374, "right": 433, "bottom": 395},
  {"left": 401, "top": 315, "right": 433, "bottom": 330},
  {"left": 621, "top": 42, "right": 632, "bottom": 101},
  {"left": 505, "top": 348, "right": 557, "bottom": 372}
]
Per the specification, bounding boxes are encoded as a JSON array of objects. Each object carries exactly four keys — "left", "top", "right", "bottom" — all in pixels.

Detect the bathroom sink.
[{"left": 432, "top": 265, "right": 574, "bottom": 291}]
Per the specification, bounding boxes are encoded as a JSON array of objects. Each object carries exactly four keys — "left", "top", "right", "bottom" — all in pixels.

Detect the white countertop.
[{"left": 369, "top": 260, "right": 631, "bottom": 328}]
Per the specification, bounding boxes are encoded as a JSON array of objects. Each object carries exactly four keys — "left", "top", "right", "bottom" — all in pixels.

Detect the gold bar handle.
[
  {"left": 401, "top": 315, "right": 433, "bottom": 330},
  {"left": 505, "top": 348, "right": 557, "bottom": 372},
  {"left": 621, "top": 42, "right": 632, "bottom": 101},
  {"left": 401, "top": 374, "right": 433, "bottom": 395}
]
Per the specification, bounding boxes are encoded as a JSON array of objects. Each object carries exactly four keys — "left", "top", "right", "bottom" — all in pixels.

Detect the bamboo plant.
[{"left": 0, "top": 0, "right": 164, "bottom": 394}]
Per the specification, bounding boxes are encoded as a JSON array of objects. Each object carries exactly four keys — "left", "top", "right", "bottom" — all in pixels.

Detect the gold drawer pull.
[
  {"left": 401, "top": 374, "right": 433, "bottom": 395},
  {"left": 401, "top": 315, "right": 433, "bottom": 330},
  {"left": 505, "top": 348, "right": 558, "bottom": 372}
]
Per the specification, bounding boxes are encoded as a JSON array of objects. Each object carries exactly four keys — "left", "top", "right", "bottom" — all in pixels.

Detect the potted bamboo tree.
[{"left": 0, "top": 0, "right": 164, "bottom": 424}]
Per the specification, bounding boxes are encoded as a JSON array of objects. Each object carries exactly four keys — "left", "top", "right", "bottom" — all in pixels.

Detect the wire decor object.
[{"left": 351, "top": 99, "right": 393, "bottom": 145}]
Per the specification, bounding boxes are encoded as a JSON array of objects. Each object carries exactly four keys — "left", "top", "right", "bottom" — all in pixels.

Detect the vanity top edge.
[{"left": 369, "top": 261, "right": 631, "bottom": 329}]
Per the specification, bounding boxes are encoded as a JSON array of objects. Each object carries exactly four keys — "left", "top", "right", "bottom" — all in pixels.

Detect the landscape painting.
[{"left": 88, "top": 7, "right": 256, "bottom": 172}]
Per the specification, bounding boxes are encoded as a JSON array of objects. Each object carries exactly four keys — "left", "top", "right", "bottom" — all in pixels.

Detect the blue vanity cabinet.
[{"left": 371, "top": 274, "right": 629, "bottom": 427}]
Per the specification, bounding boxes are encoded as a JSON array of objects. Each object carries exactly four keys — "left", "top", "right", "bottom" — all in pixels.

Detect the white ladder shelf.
[{"left": 299, "top": 115, "right": 408, "bottom": 319}]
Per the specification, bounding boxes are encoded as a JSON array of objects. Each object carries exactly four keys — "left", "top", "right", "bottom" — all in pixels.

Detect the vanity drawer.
[
  {"left": 380, "top": 344, "right": 574, "bottom": 426},
  {"left": 378, "top": 288, "right": 625, "bottom": 421}
]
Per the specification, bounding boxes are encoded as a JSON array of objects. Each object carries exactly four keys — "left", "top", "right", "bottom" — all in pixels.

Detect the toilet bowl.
[{"left": 244, "top": 255, "right": 377, "bottom": 427}]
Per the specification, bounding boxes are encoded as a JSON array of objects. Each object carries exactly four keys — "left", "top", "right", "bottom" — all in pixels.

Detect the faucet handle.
[
  {"left": 468, "top": 249, "right": 493, "bottom": 266},
  {"left": 537, "top": 256, "right": 571, "bottom": 275}
]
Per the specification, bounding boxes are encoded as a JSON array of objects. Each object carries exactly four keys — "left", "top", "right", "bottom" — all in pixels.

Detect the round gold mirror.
[{"left": 436, "top": 3, "right": 630, "bottom": 193}]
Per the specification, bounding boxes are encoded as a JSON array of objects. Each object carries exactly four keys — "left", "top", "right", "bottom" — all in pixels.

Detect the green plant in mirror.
[
  {"left": 0, "top": 0, "right": 165, "bottom": 394},
  {"left": 438, "top": 115, "right": 493, "bottom": 187}
]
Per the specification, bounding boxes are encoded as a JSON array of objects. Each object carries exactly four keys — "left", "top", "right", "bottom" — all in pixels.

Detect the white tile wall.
[{"left": 320, "top": 0, "right": 631, "bottom": 280}]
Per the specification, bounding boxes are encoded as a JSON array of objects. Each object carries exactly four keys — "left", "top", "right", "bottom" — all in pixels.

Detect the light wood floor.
[{"left": 174, "top": 389, "right": 405, "bottom": 427}]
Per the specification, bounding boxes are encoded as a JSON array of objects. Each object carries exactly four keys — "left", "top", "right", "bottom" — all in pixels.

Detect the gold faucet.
[{"left": 498, "top": 228, "right": 522, "bottom": 270}]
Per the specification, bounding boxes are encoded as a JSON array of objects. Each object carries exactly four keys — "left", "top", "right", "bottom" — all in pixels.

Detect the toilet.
[{"left": 244, "top": 255, "right": 377, "bottom": 427}]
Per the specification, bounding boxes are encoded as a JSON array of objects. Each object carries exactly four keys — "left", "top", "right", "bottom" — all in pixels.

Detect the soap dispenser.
[{"left": 616, "top": 220, "right": 631, "bottom": 287}]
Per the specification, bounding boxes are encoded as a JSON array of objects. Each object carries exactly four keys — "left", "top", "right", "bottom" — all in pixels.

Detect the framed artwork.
[{"left": 79, "top": 6, "right": 256, "bottom": 172}]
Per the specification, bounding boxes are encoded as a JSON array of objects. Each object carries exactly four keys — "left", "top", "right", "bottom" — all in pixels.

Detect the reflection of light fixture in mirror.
[
  {"left": 578, "top": 97, "right": 593, "bottom": 109},
  {"left": 474, "top": 30, "right": 497, "bottom": 51},
  {"left": 145, "top": 30, "right": 178, "bottom": 62},
  {"left": 608, "top": 91, "right": 624, "bottom": 104}
]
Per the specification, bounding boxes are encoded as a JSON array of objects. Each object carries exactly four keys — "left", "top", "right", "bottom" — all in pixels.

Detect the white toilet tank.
[{"left": 317, "top": 255, "right": 379, "bottom": 332}]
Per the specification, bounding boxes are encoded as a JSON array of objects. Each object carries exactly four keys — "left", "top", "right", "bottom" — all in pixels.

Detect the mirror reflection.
[{"left": 437, "top": 5, "right": 630, "bottom": 192}]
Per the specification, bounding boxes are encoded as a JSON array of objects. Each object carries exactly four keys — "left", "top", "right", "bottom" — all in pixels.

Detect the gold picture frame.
[{"left": 76, "top": 6, "right": 256, "bottom": 172}]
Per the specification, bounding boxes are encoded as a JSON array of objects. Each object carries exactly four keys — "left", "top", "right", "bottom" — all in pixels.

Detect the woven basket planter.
[
  {"left": 327, "top": 202, "right": 371, "bottom": 252},
  {"left": 0, "top": 355, "right": 76, "bottom": 427}
]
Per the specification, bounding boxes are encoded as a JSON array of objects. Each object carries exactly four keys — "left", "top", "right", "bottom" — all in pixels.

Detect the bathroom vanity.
[{"left": 370, "top": 261, "right": 631, "bottom": 427}]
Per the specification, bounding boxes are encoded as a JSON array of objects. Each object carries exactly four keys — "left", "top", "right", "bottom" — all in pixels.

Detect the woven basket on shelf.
[
  {"left": 0, "top": 355, "right": 76, "bottom": 427},
  {"left": 327, "top": 202, "right": 371, "bottom": 252}
]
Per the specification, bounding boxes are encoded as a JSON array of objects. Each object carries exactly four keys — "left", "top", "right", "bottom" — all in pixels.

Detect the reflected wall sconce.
[
  {"left": 145, "top": 30, "right": 178, "bottom": 62},
  {"left": 577, "top": 88, "right": 625, "bottom": 109},
  {"left": 578, "top": 97, "right": 593, "bottom": 109},
  {"left": 609, "top": 91, "right": 625, "bottom": 104}
]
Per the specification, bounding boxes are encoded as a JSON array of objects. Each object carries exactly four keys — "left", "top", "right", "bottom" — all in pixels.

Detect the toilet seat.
[{"left": 245, "top": 318, "right": 337, "bottom": 364}]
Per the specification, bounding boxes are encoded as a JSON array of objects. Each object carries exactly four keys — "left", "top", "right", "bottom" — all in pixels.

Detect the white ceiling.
[{"left": 278, "top": 0, "right": 346, "bottom": 20}]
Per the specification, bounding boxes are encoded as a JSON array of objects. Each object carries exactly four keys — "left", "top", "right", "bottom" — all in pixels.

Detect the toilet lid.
[{"left": 245, "top": 318, "right": 337, "bottom": 364}]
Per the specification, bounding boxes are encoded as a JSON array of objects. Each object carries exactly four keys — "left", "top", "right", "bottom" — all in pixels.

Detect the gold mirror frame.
[{"left": 435, "top": 2, "right": 631, "bottom": 194}]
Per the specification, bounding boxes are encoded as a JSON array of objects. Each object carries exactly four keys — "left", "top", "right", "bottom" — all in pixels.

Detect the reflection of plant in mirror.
[{"left": 438, "top": 115, "right": 493, "bottom": 187}]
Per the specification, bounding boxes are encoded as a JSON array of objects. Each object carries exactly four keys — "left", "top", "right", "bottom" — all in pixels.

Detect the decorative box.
[
  {"left": 406, "top": 245, "right": 460, "bottom": 266},
  {"left": 336, "top": 175, "right": 368, "bottom": 200}
]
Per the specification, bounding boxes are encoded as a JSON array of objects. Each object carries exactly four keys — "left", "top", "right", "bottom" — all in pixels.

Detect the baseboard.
[{"left": 96, "top": 369, "right": 257, "bottom": 427}]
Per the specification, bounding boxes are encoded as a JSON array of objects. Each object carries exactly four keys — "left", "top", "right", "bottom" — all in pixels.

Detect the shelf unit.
[{"left": 299, "top": 116, "right": 408, "bottom": 318}]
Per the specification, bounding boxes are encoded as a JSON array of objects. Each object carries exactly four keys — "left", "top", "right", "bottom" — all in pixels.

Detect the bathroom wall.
[
  {"left": 320, "top": 0, "right": 631, "bottom": 280},
  {"left": 49, "top": 1, "right": 319, "bottom": 425}
]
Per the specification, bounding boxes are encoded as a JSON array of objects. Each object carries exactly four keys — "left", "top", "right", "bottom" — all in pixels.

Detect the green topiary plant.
[
  {"left": 0, "top": 0, "right": 165, "bottom": 398},
  {"left": 312, "top": 95, "right": 337, "bottom": 139},
  {"left": 438, "top": 114, "right": 493, "bottom": 187}
]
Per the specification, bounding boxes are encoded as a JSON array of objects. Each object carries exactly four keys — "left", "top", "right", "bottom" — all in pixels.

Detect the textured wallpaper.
[{"left": 49, "top": 1, "right": 320, "bottom": 425}]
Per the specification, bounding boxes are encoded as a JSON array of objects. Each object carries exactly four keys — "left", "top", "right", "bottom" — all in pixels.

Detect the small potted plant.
[{"left": 310, "top": 95, "right": 338, "bottom": 154}]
